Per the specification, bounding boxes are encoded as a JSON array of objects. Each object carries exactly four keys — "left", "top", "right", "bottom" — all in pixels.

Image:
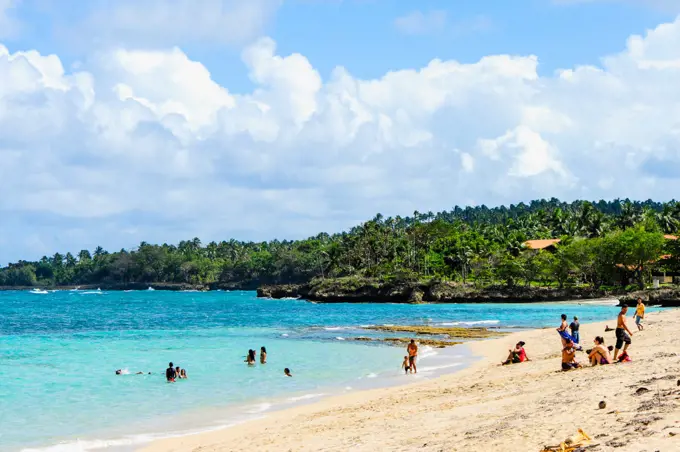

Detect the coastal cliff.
[{"left": 256, "top": 278, "right": 620, "bottom": 304}]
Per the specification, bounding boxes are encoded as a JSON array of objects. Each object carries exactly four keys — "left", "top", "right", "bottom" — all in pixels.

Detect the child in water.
[{"left": 402, "top": 356, "right": 411, "bottom": 374}]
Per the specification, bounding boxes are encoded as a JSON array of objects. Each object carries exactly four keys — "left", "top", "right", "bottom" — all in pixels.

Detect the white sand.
[{"left": 143, "top": 309, "right": 680, "bottom": 452}]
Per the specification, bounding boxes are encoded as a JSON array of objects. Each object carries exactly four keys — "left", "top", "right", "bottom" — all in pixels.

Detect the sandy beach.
[{"left": 143, "top": 309, "right": 680, "bottom": 452}]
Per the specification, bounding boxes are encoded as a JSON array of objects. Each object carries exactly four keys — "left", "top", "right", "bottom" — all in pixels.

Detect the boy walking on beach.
[
  {"left": 402, "top": 356, "right": 411, "bottom": 374},
  {"left": 634, "top": 298, "right": 645, "bottom": 331},
  {"left": 613, "top": 306, "right": 634, "bottom": 361}
]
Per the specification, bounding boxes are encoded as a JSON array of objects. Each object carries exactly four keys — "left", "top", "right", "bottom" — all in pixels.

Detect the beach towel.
[{"left": 558, "top": 330, "right": 578, "bottom": 343}]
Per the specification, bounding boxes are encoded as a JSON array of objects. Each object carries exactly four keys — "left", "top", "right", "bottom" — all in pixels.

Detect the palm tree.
[{"left": 656, "top": 204, "right": 679, "bottom": 233}]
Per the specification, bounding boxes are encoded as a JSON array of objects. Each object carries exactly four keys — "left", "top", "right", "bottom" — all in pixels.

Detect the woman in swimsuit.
[
  {"left": 260, "top": 346, "right": 267, "bottom": 364},
  {"left": 246, "top": 349, "right": 256, "bottom": 365},
  {"left": 588, "top": 336, "right": 611, "bottom": 366}
]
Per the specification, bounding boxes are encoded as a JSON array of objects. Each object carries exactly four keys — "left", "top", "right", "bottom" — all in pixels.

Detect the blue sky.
[
  {"left": 3, "top": 0, "right": 676, "bottom": 89},
  {"left": 1, "top": 0, "right": 680, "bottom": 263}
]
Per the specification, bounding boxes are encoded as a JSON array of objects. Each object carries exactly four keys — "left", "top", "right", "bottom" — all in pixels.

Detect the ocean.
[{"left": 0, "top": 290, "right": 643, "bottom": 451}]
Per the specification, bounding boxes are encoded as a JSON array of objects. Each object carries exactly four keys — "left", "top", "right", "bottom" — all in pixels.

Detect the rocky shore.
[
  {"left": 618, "top": 287, "right": 680, "bottom": 306},
  {"left": 257, "top": 278, "right": 617, "bottom": 304},
  {"left": 258, "top": 278, "right": 680, "bottom": 306}
]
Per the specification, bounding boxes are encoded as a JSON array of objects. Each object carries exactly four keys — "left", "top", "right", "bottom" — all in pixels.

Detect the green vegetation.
[{"left": 2, "top": 198, "right": 679, "bottom": 290}]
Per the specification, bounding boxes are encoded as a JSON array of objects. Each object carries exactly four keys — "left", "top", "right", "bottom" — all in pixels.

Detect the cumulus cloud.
[{"left": 3, "top": 17, "right": 680, "bottom": 261}]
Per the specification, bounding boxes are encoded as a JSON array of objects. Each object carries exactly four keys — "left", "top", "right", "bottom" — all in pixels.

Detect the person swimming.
[
  {"left": 284, "top": 368, "right": 292, "bottom": 377},
  {"left": 260, "top": 346, "right": 267, "bottom": 364}
]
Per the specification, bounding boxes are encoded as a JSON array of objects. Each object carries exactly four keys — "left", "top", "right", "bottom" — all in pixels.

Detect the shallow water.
[{"left": 0, "top": 290, "right": 647, "bottom": 451}]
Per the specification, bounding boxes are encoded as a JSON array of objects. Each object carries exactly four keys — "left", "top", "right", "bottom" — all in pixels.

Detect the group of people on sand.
[
  {"left": 402, "top": 339, "right": 419, "bottom": 374},
  {"left": 165, "top": 362, "right": 188, "bottom": 382},
  {"left": 502, "top": 298, "right": 646, "bottom": 372}
]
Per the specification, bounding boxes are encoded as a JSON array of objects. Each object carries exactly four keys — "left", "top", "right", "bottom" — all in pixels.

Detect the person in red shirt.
[{"left": 502, "top": 341, "right": 529, "bottom": 365}]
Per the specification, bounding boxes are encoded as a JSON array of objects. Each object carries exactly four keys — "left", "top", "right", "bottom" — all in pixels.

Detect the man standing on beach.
[
  {"left": 407, "top": 339, "right": 418, "bottom": 374},
  {"left": 613, "top": 306, "right": 634, "bottom": 361},
  {"left": 634, "top": 298, "right": 645, "bottom": 331}
]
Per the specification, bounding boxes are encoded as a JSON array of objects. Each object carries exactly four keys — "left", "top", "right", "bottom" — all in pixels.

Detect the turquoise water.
[{"left": 0, "top": 290, "right": 647, "bottom": 451}]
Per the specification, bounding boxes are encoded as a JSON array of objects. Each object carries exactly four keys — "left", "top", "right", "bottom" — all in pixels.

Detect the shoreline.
[
  {"left": 7, "top": 282, "right": 680, "bottom": 307},
  {"left": 142, "top": 309, "right": 680, "bottom": 452},
  {"left": 20, "top": 344, "right": 475, "bottom": 452}
]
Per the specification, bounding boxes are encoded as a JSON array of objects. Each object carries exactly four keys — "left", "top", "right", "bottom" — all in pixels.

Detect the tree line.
[{"left": 1, "top": 198, "right": 679, "bottom": 290}]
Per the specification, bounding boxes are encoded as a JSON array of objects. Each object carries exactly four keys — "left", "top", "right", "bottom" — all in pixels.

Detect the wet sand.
[{"left": 142, "top": 309, "right": 680, "bottom": 452}]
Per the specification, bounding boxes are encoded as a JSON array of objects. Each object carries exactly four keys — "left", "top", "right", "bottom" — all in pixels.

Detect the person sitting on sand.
[
  {"left": 613, "top": 306, "right": 633, "bottom": 361},
  {"left": 260, "top": 346, "right": 267, "bottom": 364},
  {"left": 166, "top": 362, "right": 176, "bottom": 382},
  {"left": 284, "top": 368, "right": 292, "bottom": 377},
  {"left": 634, "top": 298, "right": 645, "bottom": 331},
  {"left": 502, "top": 341, "right": 529, "bottom": 365},
  {"left": 402, "top": 356, "right": 411, "bottom": 374},
  {"left": 588, "top": 336, "right": 611, "bottom": 366},
  {"left": 407, "top": 339, "right": 418, "bottom": 374},
  {"left": 561, "top": 340, "right": 582, "bottom": 371}
]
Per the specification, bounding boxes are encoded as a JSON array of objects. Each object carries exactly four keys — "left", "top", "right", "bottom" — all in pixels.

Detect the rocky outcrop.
[
  {"left": 257, "top": 278, "right": 620, "bottom": 304},
  {"left": 619, "top": 288, "right": 680, "bottom": 307}
]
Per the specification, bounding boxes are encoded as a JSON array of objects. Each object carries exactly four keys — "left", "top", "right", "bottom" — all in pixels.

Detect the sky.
[{"left": 1, "top": 0, "right": 680, "bottom": 263}]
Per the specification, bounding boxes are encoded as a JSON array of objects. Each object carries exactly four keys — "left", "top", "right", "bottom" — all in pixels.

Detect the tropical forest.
[{"left": 2, "top": 199, "right": 680, "bottom": 294}]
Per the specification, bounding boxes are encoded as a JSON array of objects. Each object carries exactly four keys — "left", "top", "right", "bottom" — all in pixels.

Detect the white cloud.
[
  {"left": 3, "top": 17, "right": 680, "bottom": 260},
  {"left": 394, "top": 10, "right": 447, "bottom": 35}
]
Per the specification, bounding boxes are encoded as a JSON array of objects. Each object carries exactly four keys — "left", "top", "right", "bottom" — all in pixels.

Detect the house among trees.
[{"left": 523, "top": 239, "right": 561, "bottom": 253}]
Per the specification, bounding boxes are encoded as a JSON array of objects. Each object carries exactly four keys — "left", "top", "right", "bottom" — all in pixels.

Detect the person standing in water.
[
  {"left": 284, "top": 368, "right": 292, "bottom": 377},
  {"left": 166, "top": 362, "right": 176, "bottom": 382},
  {"left": 260, "top": 347, "right": 267, "bottom": 364},
  {"left": 613, "top": 305, "right": 634, "bottom": 361},
  {"left": 569, "top": 316, "right": 580, "bottom": 344},
  {"left": 407, "top": 339, "right": 418, "bottom": 374},
  {"left": 634, "top": 298, "right": 645, "bottom": 331},
  {"left": 245, "top": 349, "right": 256, "bottom": 365}
]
